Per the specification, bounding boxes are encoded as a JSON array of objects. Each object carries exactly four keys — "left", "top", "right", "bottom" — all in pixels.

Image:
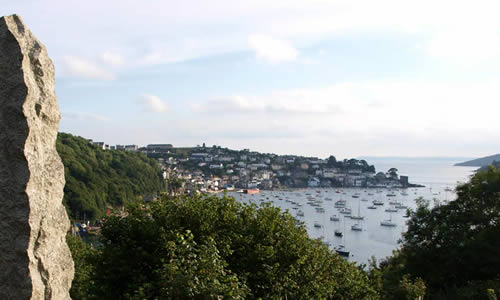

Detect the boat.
[
  {"left": 244, "top": 188, "right": 260, "bottom": 194},
  {"left": 388, "top": 200, "right": 401, "bottom": 205},
  {"left": 296, "top": 210, "right": 304, "bottom": 217},
  {"left": 352, "top": 194, "right": 360, "bottom": 198},
  {"left": 314, "top": 222, "right": 322, "bottom": 228},
  {"left": 386, "top": 192, "right": 397, "bottom": 197},
  {"left": 401, "top": 192, "right": 409, "bottom": 196},
  {"left": 334, "top": 229, "right": 343, "bottom": 237},
  {"left": 395, "top": 204, "right": 408, "bottom": 209},
  {"left": 444, "top": 187, "right": 453, "bottom": 192},
  {"left": 315, "top": 207, "right": 325, "bottom": 213},
  {"left": 339, "top": 208, "right": 352, "bottom": 215},
  {"left": 381, "top": 213, "right": 397, "bottom": 227},
  {"left": 385, "top": 207, "right": 398, "bottom": 212},
  {"left": 367, "top": 205, "right": 377, "bottom": 209},
  {"left": 330, "top": 215, "right": 340, "bottom": 221},
  {"left": 380, "top": 219, "right": 397, "bottom": 227},
  {"left": 351, "top": 223, "right": 362, "bottom": 231},
  {"left": 334, "top": 202, "right": 346, "bottom": 208},
  {"left": 350, "top": 199, "right": 364, "bottom": 220},
  {"left": 335, "top": 245, "right": 350, "bottom": 257},
  {"left": 373, "top": 200, "right": 384, "bottom": 206}
]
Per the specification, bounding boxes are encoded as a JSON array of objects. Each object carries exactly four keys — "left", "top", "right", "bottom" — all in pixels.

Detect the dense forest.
[{"left": 57, "top": 133, "right": 163, "bottom": 221}]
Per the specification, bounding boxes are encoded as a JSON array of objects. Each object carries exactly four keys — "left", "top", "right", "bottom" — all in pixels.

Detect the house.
[
  {"left": 124, "top": 145, "right": 138, "bottom": 151},
  {"left": 271, "top": 164, "right": 282, "bottom": 170},
  {"left": 146, "top": 144, "right": 173, "bottom": 152},
  {"left": 323, "top": 168, "right": 338, "bottom": 178},
  {"left": 191, "top": 153, "right": 209, "bottom": 160}
]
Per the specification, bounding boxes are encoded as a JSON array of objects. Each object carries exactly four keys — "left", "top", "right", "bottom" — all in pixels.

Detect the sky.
[{"left": 4, "top": 0, "right": 500, "bottom": 159}]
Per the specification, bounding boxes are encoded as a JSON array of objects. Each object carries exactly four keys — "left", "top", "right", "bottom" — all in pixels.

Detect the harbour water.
[{"left": 229, "top": 158, "right": 477, "bottom": 265}]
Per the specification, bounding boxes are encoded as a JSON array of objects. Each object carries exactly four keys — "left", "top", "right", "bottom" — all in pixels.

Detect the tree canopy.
[
  {"left": 69, "top": 194, "right": 378, "bottom": 299},
  {"left": 57, "top": 133, "right": 163, "bottom": 221},
  {"left": 376, "top": 166, "right": 500, "bottom": 299}
]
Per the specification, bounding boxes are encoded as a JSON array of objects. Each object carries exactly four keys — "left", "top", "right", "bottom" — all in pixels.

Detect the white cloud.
[
  {"left": 62, "top": 56, "right": 115, "bottom": 80},
  {"left": 191, "top": 92, "right": 343, "bottom": 115},
  {"left": 248, "top": 34, "right": 298, "bottom": 63},
  {"left": 63, "top": 111, "right": 109, "bottom": 121},
  {"left": 139, "top": 94, "right": 169, "bottom": 113},
  {"left": 99, "top": 51, "right": 125, "bottom": 66},
  {"left": 427, "top": 30, "right": 500, "bottom": 66},
  {"left": 188, "top": 79, "right": 500, "bottom": 157}
]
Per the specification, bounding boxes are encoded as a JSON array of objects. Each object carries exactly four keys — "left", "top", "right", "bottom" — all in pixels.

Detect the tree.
[
  {"left": 76, "top": 194, "right": 377, "bottom": 299},
  {"left": 57, "top": 133, "right": 163, "bottom": 221},
  {"left": 386, "top": 168, "right": 399, "bottom": 180},
  {"left": 378, "top": 166, "right": 500, "bottom": 299},
  {"left": 327, "top": 155, "right": 337, "bottom": 167}
]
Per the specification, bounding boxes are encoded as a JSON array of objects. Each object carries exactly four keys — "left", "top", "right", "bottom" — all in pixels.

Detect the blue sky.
[{"left": 4, "top": 0, "right": 500, "bottom": 158}]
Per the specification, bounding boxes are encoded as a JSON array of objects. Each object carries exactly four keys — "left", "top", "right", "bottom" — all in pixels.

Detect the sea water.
[{"left": 228, "top": 157, "right": 477, "bottom": 265}]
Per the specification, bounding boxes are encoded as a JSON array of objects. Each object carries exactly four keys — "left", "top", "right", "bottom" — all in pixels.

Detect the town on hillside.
[{"left": 89, "top": 140, "right": 421, "bottom": 193}]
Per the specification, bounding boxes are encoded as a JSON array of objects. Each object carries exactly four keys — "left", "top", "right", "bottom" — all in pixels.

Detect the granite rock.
[{"left": 0, "top": 14, "right": 74, "bottom": 299}]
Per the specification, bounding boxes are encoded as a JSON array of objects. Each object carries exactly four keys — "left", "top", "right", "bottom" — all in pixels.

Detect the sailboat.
[
  {"left": 336, "top": 221, "right": 350, "bottom": 257},
  {"left": 351, "top": 223, "right": 362, "bottom": 231},
  {"left": 350, "top": 199, "right": 364, "bottom": 220},
  {"left": 380, "top": 212, "right": 397, "bottom": 227}
]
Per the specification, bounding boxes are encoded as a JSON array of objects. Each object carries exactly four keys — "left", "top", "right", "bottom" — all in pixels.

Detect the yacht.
[
  {"left": 385, "top": 207, "right": 398, "bottom": 213},
  {"left": 335, "top": 245, "right": 350, "bottom": 257},
  {"left": 351, "top": 223, "right": 362, "bottom": 231},
  {"left": 350, "top": 200, "right": 364, "bottom": 220},
  {"left": 334, "top": 229, "right": 343, "bottom": 237},
  {"left": 339, "top": 208, "right": 352, "bottom": 215},
  {"left": 330, "top": 215, "right": 340, "bottom": 221},
  {"left": 367, "top": 205, "right": 377, "bottom": 209},
  {"left": 296, "top": 210, "right": 304, "bottom": 217},
  {"left": 381, "top": 213, "right": 397, "bottom": 227},
  {"left": 314, "top": 222, "right": 322, "bottom": 228},
  {"left": 373, "top": 200, "right": 384, "bottom": 206},
  {"left": 315, "top": 207, "right": 325, "bottom": 213},
  {"left": 380, "top": 219, "right": 397, "bottom": 227}
]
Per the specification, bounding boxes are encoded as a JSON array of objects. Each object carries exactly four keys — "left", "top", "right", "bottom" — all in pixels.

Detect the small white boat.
[
  {"left": 385, "top": 207, "right": 398, "bottom": 212},
  {"left": 351, "top": 224, "right": 362, "bottom": 231},
  {"left": 330, "top": 215, "right": 340, "bottom": 221},
  {"left": 380, "top": 220, "right": 397, "bottom": 227},
  {"left": 315, "top": 207, "right": 325, "bottom": 213},
  {"left": 339, "top": 208, "right": 352, "bottom": 215},
  {"left": 367, "top": 205, "right": 377, "bottom": 209}
]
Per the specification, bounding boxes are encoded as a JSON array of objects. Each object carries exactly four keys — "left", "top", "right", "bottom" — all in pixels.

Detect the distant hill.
[
  {"left": 57, "top": 133, "right": 163, "bottom": 221},
  {"left": 455, "top": 154, "right": 500, "bottom": 167}
]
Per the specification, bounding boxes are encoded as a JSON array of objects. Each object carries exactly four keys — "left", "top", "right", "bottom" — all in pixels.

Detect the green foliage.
[
  {"left": 76, "top": 194, "right": 377, "bottom": 299},
  {"left": 67, "top": 234, "right": 97, "bottom": 300},
  {"left": 377, "top": 166, "right": 500, "bottom": 299},
  {"left": 57, "top": 133, "right": 162, "bottom": 221}
]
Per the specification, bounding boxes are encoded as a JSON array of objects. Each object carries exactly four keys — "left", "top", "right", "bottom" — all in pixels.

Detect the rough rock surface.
[{"left": 0, "top": 15, "right": 74, "bottom": 299}]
